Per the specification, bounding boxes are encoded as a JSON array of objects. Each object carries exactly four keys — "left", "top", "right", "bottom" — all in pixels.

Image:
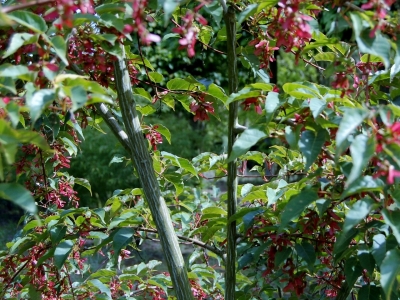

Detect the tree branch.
[
  {"left": 114, "top": 45, "right": 194, "bottom": 300},
  {"left": 224, "top": 5, "right": 239, "bottom": 300},
  {"left": 68, "top": 63, "right": 131, "bottom": 153}
]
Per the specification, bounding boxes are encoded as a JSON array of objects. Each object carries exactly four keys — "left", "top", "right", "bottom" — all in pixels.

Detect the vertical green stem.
[
  {"left": 114, "top": 46, "right": 194, "bottom": 300},
  {"left": 224, "top": 5, "right": 239, "bottom": 300}
]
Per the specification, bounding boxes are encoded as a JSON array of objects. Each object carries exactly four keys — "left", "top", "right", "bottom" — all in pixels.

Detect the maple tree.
[{"left": 0, "top": 0, "right": 399, "bottom": 299}]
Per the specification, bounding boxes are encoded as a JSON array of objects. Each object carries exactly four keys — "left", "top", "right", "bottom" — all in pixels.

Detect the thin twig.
[
  {"left": 65, "top": 266, "right": 76, "bottom": 300},
  {"left": 2, "top": 258, "right": 31, "bottom": 298},
  {"left": 68, "top": 63, "right": 131, "bottom": 153},
  {"left": 291, "top": 50, "right": 325, "bottom": 71},
  {"left": 137, "top": 227, "right": 225, "bottom": 258}
]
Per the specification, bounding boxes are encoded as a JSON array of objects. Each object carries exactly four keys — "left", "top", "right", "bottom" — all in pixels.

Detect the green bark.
[
  {"left": 113, "top": 47, "right": 194, "bottom": 300},
  {"left": 224, "top": 5, "right": 239, "bottom": 300}
]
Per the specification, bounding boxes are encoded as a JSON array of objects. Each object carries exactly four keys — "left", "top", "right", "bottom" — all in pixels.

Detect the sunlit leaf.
[
  {"left": 228, "top": 128, "right": 266, "bottom": 162},
  {"left": 350, "top": 13, "right": 391, "bottom": 70},
  {"left": 2, "top": 33, "right": 38, "bottom": 58},
  {"left": 8, "top": 10, "right": 47, "bottom": 33}
]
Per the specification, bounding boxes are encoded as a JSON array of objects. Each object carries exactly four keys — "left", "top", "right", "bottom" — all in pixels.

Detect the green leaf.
[
  {"left": 50, "top": 35, "right": 68, "bottom": 65},
  {"left": 178, "top": 157, "right": 197, "bottom": 176},
  {"left": 90, "top": 279, "right": 112, "bottom": 300},
  {"left": 285, "top": 125, "right": 300, "bottom": 150},
  {"left": 74, "top": 178, "right": 92, "bottom": 195},
  {"left": 313, "top": 52, "right": 336, "bottom": 62},
  {"left": 298, "top": 129, "right": 327, "bottom": 170},
  {"left": 199, "top": 25, "right": 213, "bottom": 46},
  {"left": 336, "top": 108, "right": 369, "bottom": 159},
  {"left": 228, "top": 128, "right": 267, "bottom": 162},
  {"left": 155, "top": 124, "right": 171, "bottom": 144},
  {"left": 0, "top": 183, "right": 37, "bottom": 214},
  {"left": 390, "top": 35, "right": 400, "bottom": 81},
  {"left": 0, "top": 76, "right": 16, "bottom": 94},
  {"left": 54, "top": 240, "right": 74, "bottom": 269},
  {"left": 371, "top": 234, "right": 387, "bottom": 266},
  {"left": 29, "top": 284, "right": 42, "bottom": 299},
  {"left": 208, "top": 83, "right": 228, "bottom": 103},
  {"left": 148, "top": 72, "right": 164, "bottom": 83},
  {"left": 95, "top": 3, "right": 125, "bottom": 14},
  {"left": 243, "top": 210, "right": 263, "bottom": 231},
  {"left": 382, "top": 209, "right": 400, "bottom": 245},
  {"left": 228, "top": 207, "right": 263, "bottom": 224},
  {"left": 238, "top": 252, "right": 255, "bottom": 270},
  {"left": 347, "top": 134, "right": 376, "bottom": 186},
  {"left": 0, "top": 64, "right": 36, "bottom": 81},
  {"left": 350, "top": 13, "right": 391, "bottom": 70},
  {"left": 163, "top": 0, "right": 180, "bottom": 24},
  {"left": 358, "top": 284, "right": 382, "bottom": 300},
  {"left": 113, "top": 227, "right": 134, "bottom": 257},
  {"left": 380, "top": 249, "right": 400, "bottom": 300},
  {"left": 309, "top": 98, "right": 326, "bottom": 119},
  {"left": 70, "top": 86, "right": 87, "bottom": 111},
  {"left": 238, "top": 4, "right": 258, "bottom": 24},
  {"left": 341, "top": 176, "right": 384, "bottom": 199},
  {"left": 282, "top": 82, "right": 321, "bottom": 99},
  {"left": 280, "top": 188, "right": 318, "bottom": 229},
  {"left": 344, "top": 257, "right": 363, "bottom": 288},
  {"left": 274, "top": 247, "right": 292, "bottom": 266},
  {"left": 342, "top": 198, "right": 375, "bottom": 235},
  {"left": 334, "top": 227, "right": 358, "bottom": 255},
  {"left": 265, "top": 92, "right": 280, "bottom": 124},
  {"left": 26, "top": 89, "right": 56, "bottom": 123},
  {"left": 166, "top": 78, "right": 196, "bottom": 91},
  {"left": 226, "top": 87, "right": 261, "bottom": 105},
  {"left": 2, "top": 33, "right": 38, "bottom": 58},
  {"left": 8, "top": 10, "right": 47, "bottom": 33},
  {"left": 46, "top": 113, "right": 60, "bottom": 139},
  {"left": 295, "top": 242, "right": 316, "bottom": 269},
  {"left": 358, "top": 250, "right": 376, "bottom": 275},
  {"left": 316, "top": 198, "right": 331, "bottom": 216},
  {"left": 164, "top": 173, "right": 184, "bottom": 195},
  {"left": 202, "top": 206, "right": 227, "bottom": 216},
  {"left": 50, "top": 226, "right": 67, "bottom": 245}
]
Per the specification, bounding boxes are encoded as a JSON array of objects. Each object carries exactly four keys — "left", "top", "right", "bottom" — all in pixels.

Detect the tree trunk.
[
  {"left": 224, "top": 5, "right": 239, "bottom": 300},
  {"left": 113, "top": 47, "right": 194, "bottom": 300}
]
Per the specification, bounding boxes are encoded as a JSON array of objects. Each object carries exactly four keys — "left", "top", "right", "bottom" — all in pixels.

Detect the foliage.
[{"left": 0, "top": 0, "right": 400, "bottom": 299}]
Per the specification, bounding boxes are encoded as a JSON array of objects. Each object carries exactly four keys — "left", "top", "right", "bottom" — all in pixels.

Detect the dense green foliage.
[{"left": 0, "top": 0, "right": 400, "bottom": 299}]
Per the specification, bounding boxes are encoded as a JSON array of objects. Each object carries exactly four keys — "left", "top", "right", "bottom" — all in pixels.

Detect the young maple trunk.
[
  {"left": 113, "top": 48, "right": 194, "bottom": 300},
  {"left": 224, "top": 5, "right": 239, "bottom": 300}
]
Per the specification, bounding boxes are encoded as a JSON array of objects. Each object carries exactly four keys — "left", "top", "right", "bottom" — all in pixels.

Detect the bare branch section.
[
  {"left": 69, "top": 64, "right": 131, "bottom": 153},
  {"left": 113, "top": 47, "right": 194, "bottom": 300},
  {"left": 224, "top": 5, "right": 239, "bottom": 300}
]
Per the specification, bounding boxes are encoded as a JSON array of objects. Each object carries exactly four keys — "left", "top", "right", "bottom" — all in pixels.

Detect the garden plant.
[{"left": 0, "top": 0, "right": 400, "bottom": 299}]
